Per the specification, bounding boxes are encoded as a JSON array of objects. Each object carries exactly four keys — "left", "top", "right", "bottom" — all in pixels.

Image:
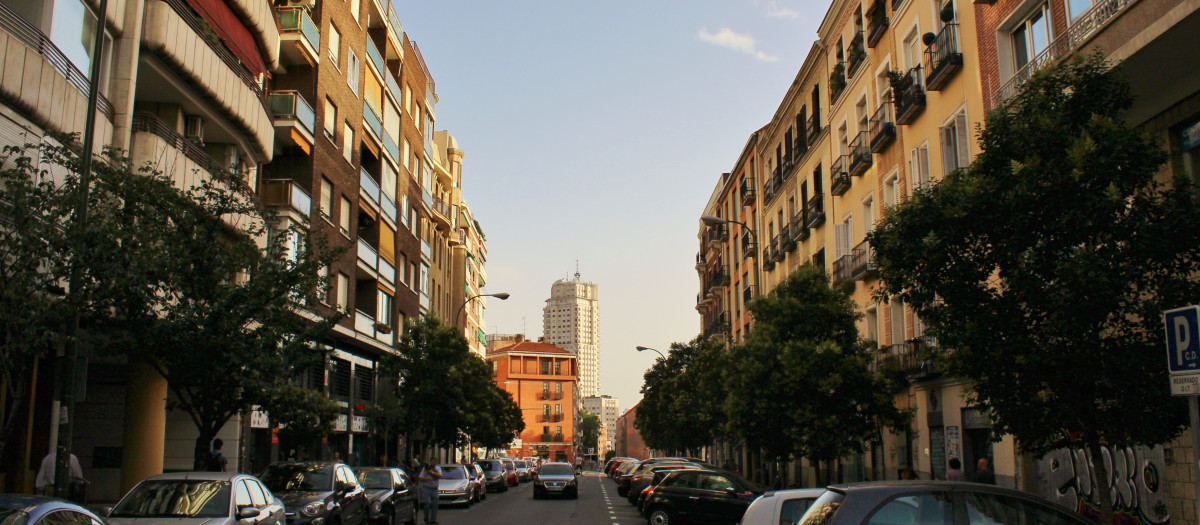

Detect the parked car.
[
  {"left": 108, "top": 472, "right": 283, "bottom": 525},
  {"left": 467, "top": 464, "right": 487, "bottom": 502},
  {"left": 738, "top": 488, "right": 824, "bottom": 525},
  {"left": 474, "top": 460, "right": 509, "bottom": 493},
  {"left": 531, "top": 462, "right": 578, "bottom": 499},
  {"left": 259, "top": 462, "right": 367, "bottom": 525},
  {"left": 514, "top": 461, "right": 533, "bottom": 482},
  {"left": 606, "top": 458, "right": 634, "bottom": 478},
  {"left": 500, "top": 458, "right": 519, "bottom": 487},
  {"left": 353, "top": 467, "right": 417, "bottom": 525},
  {"left": 641, "top": 469, "right": 763, "bottom": 525},
  {"left": 0, "top": 495, "right": 107, "bottom": 525},
  {"left": 435, "top": 465, "right": 476, "bottom": 507},
  {"left": 626, "top": 464, "right": 702, "bottom": 505},
  {"left": 792, "top": 482, "right": 1094, "bottom": 525},
  {"left": 636, "top": 468, "right": 699, "bottom": 514}
]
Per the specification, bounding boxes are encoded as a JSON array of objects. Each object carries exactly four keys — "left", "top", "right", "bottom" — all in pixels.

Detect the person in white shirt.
[{"left": 35, "top": 449, "right": 84, "bottom": 495}]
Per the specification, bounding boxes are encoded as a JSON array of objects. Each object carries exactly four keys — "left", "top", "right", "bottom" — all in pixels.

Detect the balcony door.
[{"left": 1011, "top": 4, "right": 1051, "bottom": 73}]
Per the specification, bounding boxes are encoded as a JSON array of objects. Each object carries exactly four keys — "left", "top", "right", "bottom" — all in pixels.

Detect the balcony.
[
  {"left": 831, "top": 156, "right": 851, "bottom": 196},
  {"left": 743, "top": 285, "right": 755, "bottom": 304},
  {"left": 695, "top": 252, "right": 706, "bottom": 270},
  {"left": 363, "top": 102, "right": 383, "bottom": 144},
  {"left": 366, "top": 39, "right": 386, "bottom": 81},
  {"left": 537, "top": 392, "right": 564, "bottom": 400},
  {"left": 358, "top": 237, "right": 380, "bottom": 273},
  {"left": 707, "top": 224, "right": 729, "bottom": 244},
  {"left": 354, "top": 310, "right": 393, "bottom": 346},
  {"left": 554, "top": 433, "right": 565, "bottom": 442},
  {"left": 537, "top": 414, "right": 565, "bottom": 423},
  {"left": 832, "top": 254, "right": 853, "bottom": 284},
  {"left": 848, "top": 132, "right": 872, "bottom": 177},
  {"left": 924, "top": 23, "right": 963, "bottom": 91},
  {"left": 708, "top": 267, "right": 730, "bottom": 292},
  {"left": 893, "top": 67, "right": 926, "bottom": 125},
  {"left": 903, "top": 336, "right": 943, "bottom": 382},
  {"left": 763, "top": 246, "right": 776, "bottom": 271},
  {"left": 830, "top": 62, "right": 847, "bottom": 104},
  {"left": 869, "top": 103, "right": 896, "bottom": 152},
  {"left": 360, "top": 168, "right": 381, "bottom": 210},
  {"left": 792, "top": 215, "right": 809, "bottom": 244},
  {"left": 130, "top": 113, "right": 250, "bottom": 196},
  {"left": 541, "top": 433, "right": 552, "bottom": 442},
  {"left": 850, "top": 239, "right": 878, "bottom": 280},
  {"left": 267, "top": 90, "right": 316, "bottom": 151},
  {"left": 420, "top": 239, "right": 432, "bottom": 262},
  {"left": 866, "top": 4, "right": 889, "bottom": 48},
  {"left": 806, "top": 195, "right": 825, "bottom": 229},
  {"left": 432, "top": 198, "right": 454, "bottom": 229},
  {"left": 740, "top": 178, "right": 756, "bottom": 205},
  {"left": 780, "top": 225, "right": 796, "bottom": 252},
  {"left": 382, "top": 132, "right": 400, "bottom": 166},
  {"left": 807, "top": 113, "right": 823, "bottom": 144},
  {"left": 260, "top": 179, "right": 311, "bottom": 219},
  {"left": 847, "top": 32, "right": 867, "bottom": 78},
  {"left": 812, "top": 248, "right": 826, "bottom": 269},
  {"left": 381, "top": 196, "right": 397, "bottom": 225},
  {"left": 770, "top": 237, "right": 785, "bottom": 263},
  {"left": 276, "top": 7, "right": 320, "bottom": 67},
  {"left": 741, "top": 231, "right": 757, "bottom": 260}
]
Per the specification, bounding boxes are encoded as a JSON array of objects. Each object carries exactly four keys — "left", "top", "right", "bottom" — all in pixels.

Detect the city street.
[{"left": 434, "top": 472, "right": 644, "bottom": 525}]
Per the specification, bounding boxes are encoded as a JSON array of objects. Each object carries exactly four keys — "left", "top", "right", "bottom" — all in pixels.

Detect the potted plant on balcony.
[
  {"left": 375, "top": 322, "right": 392, "bottom": 334},
  {"left": 848, "top": 45, "right": 867, "bottom": 74},
  {"left": 830, "top": 62, "right": 847, "bottom": 99}
]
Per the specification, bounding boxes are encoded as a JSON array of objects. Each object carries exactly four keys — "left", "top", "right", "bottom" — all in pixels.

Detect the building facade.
[
  {"left": 614, "top": 402, "right": 650, "bottom": 461},
  {"left": 543, "top": 276, "right": 601, "bottom": 397},
  {"left": 488, "top": 337, "right": 579, "bottom": 463},
  {"left": 582, "top": 395, "right": 619, "bottom": 457}
]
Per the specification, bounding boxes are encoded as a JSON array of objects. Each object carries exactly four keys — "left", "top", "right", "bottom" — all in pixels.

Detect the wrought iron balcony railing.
[
  {"left": 924, "top": 23, "right": 963, "bottom": 91},
  {"left": 893, "top": 66, "right": 926, "bottom": 125},
  {"left": 869, "top": 103, "right": 896, "bottom": 152}
]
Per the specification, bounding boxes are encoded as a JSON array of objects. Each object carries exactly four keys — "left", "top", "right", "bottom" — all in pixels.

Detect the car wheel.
[{"left": 648, "top": 508, "right": 673, "bottom": 525}]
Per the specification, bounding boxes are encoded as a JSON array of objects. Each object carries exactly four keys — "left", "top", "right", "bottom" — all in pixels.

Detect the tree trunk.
[
  {"left": 1088, "top": 442, "right": 1116, "bottom": 525},
  {"left": 193, "top": 428, "right": 218, "bottom": 471}
]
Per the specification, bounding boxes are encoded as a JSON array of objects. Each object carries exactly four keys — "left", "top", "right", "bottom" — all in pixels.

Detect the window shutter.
[
  {"left": 955, "top": 112, "right": 971, "bottom": 169},
  {"left": 835, "top": 223, "right": 849, "bottom": 256},
  {"left": 918, "top": 146, "right": 930, "bottom": 186},
  {"left": 940, "top": 125, "right": 956, "bottom": 174}
]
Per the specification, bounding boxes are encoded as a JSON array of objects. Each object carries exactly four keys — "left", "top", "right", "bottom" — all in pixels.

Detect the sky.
[{"left": 394, "top": 0, "right": 825, "bottom": 412}]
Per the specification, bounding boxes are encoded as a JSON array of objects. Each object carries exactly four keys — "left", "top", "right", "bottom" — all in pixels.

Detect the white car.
[
  {"left": 108, "top": 472, "right": 285, "bottom": 525},
  {"left": 737, "top": 488, "right": 824, "bottom": 525}
]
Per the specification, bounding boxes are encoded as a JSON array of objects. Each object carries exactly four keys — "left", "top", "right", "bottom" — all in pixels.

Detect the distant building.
[
  {"left": 488, "top": 336, "right": 579, "bottom": 463},
  {"left": 615, "top": 401, "right": 649, "bottom": 460},
  {"left": 543, "top": 275, "right": 601, "bottom": 397},
  {"left": 582, "top": 395, "right": 619, "bottom": 456}
]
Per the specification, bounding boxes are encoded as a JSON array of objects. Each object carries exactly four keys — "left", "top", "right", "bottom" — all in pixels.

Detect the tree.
[
  {"left": 636, "top": 338, "right": 727, "bottom": 454},
  {"left": 0, "top": 140, "right": 344, "bottom": 470},
  {"left": 723, "top": 265, "right": 909, "bottom": 482},
  {"left": 869, "top": 53, "right": 1200, "bottom": 524},
  {"left": 580, "top": 410, "right": 600, "bottom": 454},
  {"left": 468, "top": 385, "right": 524, "bottom": 451}
]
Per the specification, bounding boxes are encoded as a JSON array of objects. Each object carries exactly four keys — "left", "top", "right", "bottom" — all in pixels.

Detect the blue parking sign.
[{"left": 1164, "top": 306, "right": 1200, "bottom": 373}]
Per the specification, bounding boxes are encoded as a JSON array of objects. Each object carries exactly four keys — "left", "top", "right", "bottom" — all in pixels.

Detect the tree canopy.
[
  {"left": 636, "top": 336, "right": 728, "bottom": 454},
  {"left": 869, "top": 53, "right": 1200, "bottom": 523}
]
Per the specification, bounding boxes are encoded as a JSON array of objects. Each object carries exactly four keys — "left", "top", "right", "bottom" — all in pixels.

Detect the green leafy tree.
[
  {"left": 468, "top": 384, "right": 525, "bottom": 451},
  {"left": 580, "top": 410, "right": 601, "bottom": 454},
  {"left": 636, "top": 337, "right": 729, "bottom": 455},
  {"left": 724, "top": 265, "right": 909, "bottom": 481},
  {"left": 869, "top": 53, "right": 1200, "bottom": 524}
]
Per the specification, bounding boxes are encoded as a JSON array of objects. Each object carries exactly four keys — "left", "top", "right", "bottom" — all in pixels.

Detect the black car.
[
  {"left": 625, "top": 463, "right": 700, "bottom": 505},
  {"left": 531, "top": 462, "right": 578, "bottom": 499},
  {"left": 793, "top": 482, "right": 1094, "bottom": 525},
  {"left": 640, "top": 469, "right": 763, "bottom": 525},
  {"left": 354, "top": 467, "right": 417, "bottom": 525},
  {"left": 474, "top": 460, "right": 508, "bottom": 492},
  {"left": 0, "top": 495, "right": 106, "bottom": 525},
  {"left": 259, "top": 462, "right": 368, "bottom": 525}
]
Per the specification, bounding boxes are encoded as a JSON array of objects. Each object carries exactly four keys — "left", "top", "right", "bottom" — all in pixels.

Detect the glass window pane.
[
  {"left": 50, "top": 0, "right": 93, "bottom": 78},
  {"left": 1012, "top": 25, "right": 1030, "bottom": 69},
  {"left": 964, "top": 492, "right": 1024, "bottom": 525},
  {"left": 1030, "top": 10, "right": 1049, "bottom": 56},
  {"left": 234, "top": 481, "right": 252, "bottom": 507},
  {"left": 865, "top": 492, "right": 953, "bottom": 525}
]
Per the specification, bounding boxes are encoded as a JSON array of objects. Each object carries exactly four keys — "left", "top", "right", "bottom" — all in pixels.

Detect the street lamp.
[
  {"left": 635, "top": 346, "right": 666, "bottom": 360},
  {"left": 455, "top": 292, "right": 510, "bottom": 329}
]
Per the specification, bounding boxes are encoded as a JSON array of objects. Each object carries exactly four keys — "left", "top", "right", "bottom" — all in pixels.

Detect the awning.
[{"left": 183, "top": 0, "right": 267, "bottom": 77}]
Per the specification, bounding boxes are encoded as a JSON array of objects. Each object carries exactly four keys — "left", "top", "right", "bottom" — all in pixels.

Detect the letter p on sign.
[{"left": 1164, "top": 306, "right": 1200, "bottom": 373}]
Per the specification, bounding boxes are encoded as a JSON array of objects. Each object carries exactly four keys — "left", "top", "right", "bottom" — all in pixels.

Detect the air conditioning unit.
[{"left": 184, "top": 115, "right": 204, "bottom": 144}]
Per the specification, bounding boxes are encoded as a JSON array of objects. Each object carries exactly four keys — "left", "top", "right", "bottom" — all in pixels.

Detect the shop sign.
[
  {"left": 334, "top": 414, "right": 348, "bottom": 432},
  {"left": 250, "top": 406, "right": 270, "bottom": 429},
  {"left": 351, "top": 415, "right": 368, "bottom": 432}
]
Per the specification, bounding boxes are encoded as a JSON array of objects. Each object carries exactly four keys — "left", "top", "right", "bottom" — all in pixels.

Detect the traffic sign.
[{"left": 1164, "top": 306, "right": 1200, "bottom": 373}]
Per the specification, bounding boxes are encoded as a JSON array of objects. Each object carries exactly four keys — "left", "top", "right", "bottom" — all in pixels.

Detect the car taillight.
[
  {"left": 632, "top": 476, "right": 643, "bottom": 482},
  {"left": 645, "top": 487, "right": 654, "bottom": 497}
]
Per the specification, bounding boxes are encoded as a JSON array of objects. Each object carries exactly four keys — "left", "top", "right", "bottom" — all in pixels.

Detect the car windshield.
[
  {"left": 439, "top": 467, "right": 467, "bottom": 479},
  {"left": 0, "top": 508, "right": 29, "bottom": 525},
  {"left": 515, "top": 461, "right": 528, "bottom": 468},
  {"left": 477, "top": 461, "right": 502, "bottom": 472},
  {"left": 260, "top": 464, "right": 333, "bottom": 492},
  {"left": 539, "top": 464, "right": 574, "bottom": 476},
  {"left": 502, "top": 461, "right": 514, "bottom": 470},
  {"left": 357, "top": 470, "right": 393, "bottom": 489},
  {"left": 796, "top": 491, "right": 845, "bottom": 525},
  {"left": 111, "top": 480, "right": 231, "bottom": 518}
]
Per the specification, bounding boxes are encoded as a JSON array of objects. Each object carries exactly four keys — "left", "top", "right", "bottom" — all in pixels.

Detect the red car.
[{"left": 500, "top": 458, "right": 519, "bottom": 486}]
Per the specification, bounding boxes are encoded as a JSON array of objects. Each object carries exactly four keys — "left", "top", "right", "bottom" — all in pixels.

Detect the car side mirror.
[
  {"left": 338, "top": 481, "right": 357, "bottom": 493},
  {"left": 237, "top": 506, "right": 261, "bottom": 520}
]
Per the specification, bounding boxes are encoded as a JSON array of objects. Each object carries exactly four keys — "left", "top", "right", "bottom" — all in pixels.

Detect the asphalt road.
[{"left": 431, "top": 471, "right": 646, "bottom": 525}]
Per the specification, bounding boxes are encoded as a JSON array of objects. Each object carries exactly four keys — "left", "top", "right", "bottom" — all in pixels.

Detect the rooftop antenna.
[{"left": 575, "top": 259, "right": 581, "bottom": 281}]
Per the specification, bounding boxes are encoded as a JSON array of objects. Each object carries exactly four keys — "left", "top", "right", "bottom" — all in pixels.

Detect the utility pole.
[{"left": 54, "top": 0, "right": 108, "bottom": 496}]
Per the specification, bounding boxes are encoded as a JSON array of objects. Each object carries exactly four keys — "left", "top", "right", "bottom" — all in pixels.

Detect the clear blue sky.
[{"left": 395, "top": 0, "right": 824, "bottom": 411}]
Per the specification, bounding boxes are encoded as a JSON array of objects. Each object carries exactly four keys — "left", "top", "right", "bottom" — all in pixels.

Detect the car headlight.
[
  {"left": 301, "top": 502, "right": 325, "bottom": 517},
  {"left": 371, "top": 501, "right": 381, "bottom": 513},
  {"left": 534, "top": 479, "right": 544, "bottom": 486},
  {"left": 566, "top": 479, "right": 577, "bottom": 487}
]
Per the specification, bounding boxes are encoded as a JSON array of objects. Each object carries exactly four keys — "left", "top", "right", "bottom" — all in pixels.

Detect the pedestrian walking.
[
  {"left": 946, "top": 458, "right": 966, "bottom": 481},
  {"left": 971, "top": 458, "right": 996, "bottom": 484},
  {"left": 35, "top": 449, "right": 85, "bottom": 497},
  {"left": 417, "top": 456, "right": 443, "bottom": 524},
  {"left": 205, "top": 439, "right": 228, "bottom": 472}
]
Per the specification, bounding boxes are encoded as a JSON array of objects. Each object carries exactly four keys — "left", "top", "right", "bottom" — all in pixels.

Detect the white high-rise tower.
[{"left": 543, "top": 271, "right": 601, "bottom": 397}]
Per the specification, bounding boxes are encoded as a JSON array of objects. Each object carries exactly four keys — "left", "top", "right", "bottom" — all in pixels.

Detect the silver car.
[
  {"left": 108, "top": 471, "right": 284, "bottom": 525},
  {"left": 737, "top": 488, "right": 824, "bottom": 525},
  {"left": 436, "top": 464, "right": 476, "bottom": 507},
  {"left": 532, "top": 462, "right": 578, "bottom": 499}
]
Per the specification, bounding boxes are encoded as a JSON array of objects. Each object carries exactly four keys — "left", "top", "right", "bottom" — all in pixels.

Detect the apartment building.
[
  {"left": 453, "top": 198, "right": 491, "bottom": 356},
  {"left": 582, "top": 395, "right": 620, "bottom": 456},
  {"left": 614, "top": 402, "right": 650, "bottom": 461},
  {"left": 543, "top": 276, "right": 601, "bottom": 397},
  {"left": 489, "top": 337, "right": 579, "bottom": 463}
]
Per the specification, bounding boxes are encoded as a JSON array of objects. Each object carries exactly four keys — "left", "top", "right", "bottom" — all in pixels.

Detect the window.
[
  {"left": 1066, "top": 0, "right": 1094, "bottom": 20},
  {"left": 324, "top": 98, "right": 337, "bottom": 140},
  {"left": 836, "top": 215, "right": 854, "bottom": 257},
  {"left": 401, "top": 194, "right": 410, "bottom": 227},
  {"left": 245, "top": 481, "right": 268, "bottom": 508},
  {"left": 542, "top": 404, "right": 550, "bottom": 417},
  {"left": 404, "top": 84, "right": 412, "bottom": 112},
  {"left": 940, "top": 111, "right": 970, "bottom": 175},
  {"left": 890, "top": 297, "right": 905, "bottom": 344},
  {"left": 1012, "top": 4, "right": 1051, "bottom": 72},
  {"left": 864, "top": 306, "right": 878, "bottom": 342},
  {"left": 403, "top": 139, "right": 412, "bottom": 173},
  {"left": 866, "top": 493, "right": 953, "bottom": 525},
  {"left": 862, "top": 196, "right": 875, "bottom": 233},
  {"left": 317, "top": 265, "right": 329, "bottom": 304},
  {"left": 337, "top": 273, "right": 349, "bottom": 310},
  {"left": 50, "top": 0, "right": 113, "bottom": 97},
  {"left": 319, "top": 177, "right": 333, "bottom": 216},
  {"left": 350, "top": 0, "right": 360, "bottom": 22},
  {"left": 339, "top": 196, "right": 351, "bottom": 234},
  {"left": 910, "top": 143, "right": 931, "bottom": 191},
  {"left": 883, "top": 171, "right": 901, "bottom": 207},
  {"left": 555, "top": 404, "right": 562, "bottom": 414},
  {"left": 554, "top": 362, "right": 562, "bottom": 375},
  {"left": 377, "top": 291, "right": 392, "bottom": 324},
  {"left": 347, "top": 50, "right": 360, "bottom": 93},
  {"left": 903, "top": 27, "right": 922, "bottom": 71},
  {"left": 343, "top": 122, "right": 354, "bottom": 164},
  {"left": 327, "top": 24, "right": 341, "bottom": 67}
]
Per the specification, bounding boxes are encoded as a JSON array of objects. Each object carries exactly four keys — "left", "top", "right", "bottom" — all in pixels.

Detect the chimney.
[{"left": 515, "top": 334, "right": 525, "bottom": 343}]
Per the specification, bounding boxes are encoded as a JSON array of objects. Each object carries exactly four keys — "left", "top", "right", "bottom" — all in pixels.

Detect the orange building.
[
  {"left": 488, "top": 336, "right": 579, "bottom": 463},
  {"left": 614, "top": 401, "right": 650, "bottom": 460}
]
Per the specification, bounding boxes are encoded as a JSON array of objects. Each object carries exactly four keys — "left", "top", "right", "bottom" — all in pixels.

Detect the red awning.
[{"left": 183, "top": 0, "right": 266, "bottom": 77}]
